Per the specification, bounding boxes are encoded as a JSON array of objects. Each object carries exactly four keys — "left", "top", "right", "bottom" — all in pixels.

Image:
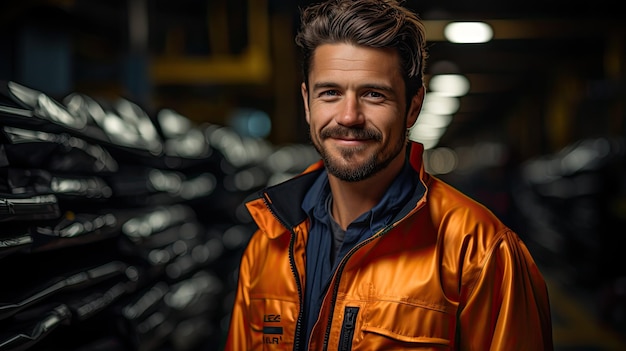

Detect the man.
[{"left": 224, "top": 0, "right": 553, "bottom": 350}]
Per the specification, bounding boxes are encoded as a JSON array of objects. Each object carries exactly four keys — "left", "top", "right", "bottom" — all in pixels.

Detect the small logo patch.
[
  {"left": 264, "top": 335, "right": 282, "bottom": 344},
  {"left": 264, "top": 314, "right": 281, "bottom": 322},
  {"left": 263, "top": 313, "right": 283, "bottom": 344},
  {"left": 263, "top": 326, "right": 283, "bottom": 334}
]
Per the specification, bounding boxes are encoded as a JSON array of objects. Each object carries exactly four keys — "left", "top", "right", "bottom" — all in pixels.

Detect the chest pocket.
[{"left": 347, "top": 300, "right": 453, "bottom": 350}]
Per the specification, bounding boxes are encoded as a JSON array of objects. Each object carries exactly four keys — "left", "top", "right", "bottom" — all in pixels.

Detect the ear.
[
  {"left": 301, "top": 82, "right": 311, "bottom": 124},
  {"left": 406, "top": 85, "right": 425, "bottom": 129}
]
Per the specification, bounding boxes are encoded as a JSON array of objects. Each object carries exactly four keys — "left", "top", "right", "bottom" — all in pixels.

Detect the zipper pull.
[{"left": 338, "top": 306, "right": 359, "bottom": 351}]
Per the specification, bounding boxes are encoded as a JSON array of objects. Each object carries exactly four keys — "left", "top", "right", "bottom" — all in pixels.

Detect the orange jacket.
[{"left": 225, "top": 142, "right": 553, "bottom": 350}]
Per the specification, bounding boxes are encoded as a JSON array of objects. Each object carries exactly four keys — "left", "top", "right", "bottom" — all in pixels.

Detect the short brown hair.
[{"left": 295, "top": 0, "right": 428, "bottom": 99}]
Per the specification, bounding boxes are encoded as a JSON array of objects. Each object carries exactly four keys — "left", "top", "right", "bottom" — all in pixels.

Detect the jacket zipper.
[
  {"left": 320, "top": 225, "right": 391, "bottom": 350},
  {"left": 261, "top": 194, "right": 306, "bottom": 351},
  {"left": 338, "top": 306, "right": 359, "bottom": 351},
  {"left": 320, "top": 197, "right": 426, "bottom": 351},
  {"left": 260, "top": 175, "right": 427, "bottom": 350}
]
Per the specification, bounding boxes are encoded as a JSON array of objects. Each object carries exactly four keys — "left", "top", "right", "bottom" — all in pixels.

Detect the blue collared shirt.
[{"left": 300, "top": 161, "right": 418, "bottom": 346}]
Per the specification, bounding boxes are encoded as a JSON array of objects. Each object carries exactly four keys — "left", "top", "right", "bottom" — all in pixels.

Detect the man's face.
[{"left": 301, "top": 43, "right": 418, "bottom": 182}]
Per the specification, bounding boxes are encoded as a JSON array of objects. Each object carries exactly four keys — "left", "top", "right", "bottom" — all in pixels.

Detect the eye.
[
  {"left": 320, "top": 90, "right": 340, "bottom": 97},
  {"left": 365, "top": 91, "right": 386, "bottom": 100},
  {"left": 318, "top": 89, "right": 341, "bottom": 101}
]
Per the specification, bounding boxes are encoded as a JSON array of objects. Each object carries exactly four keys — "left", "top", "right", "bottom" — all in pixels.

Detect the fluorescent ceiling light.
[
  {"left": 429, "top": 74, "right": 470, "bottom": 97},
  {"left": 415, "top": 113, "right": 453, "bottom": 128},
  {"left": 409, "top": 125, "right": 447, "bottom": 139},
  {"left": 444, "top": 22, "right": 493, "bottom": 43},
  {"left": 422, "top": 93, "right": 460, "bottom": 115}
]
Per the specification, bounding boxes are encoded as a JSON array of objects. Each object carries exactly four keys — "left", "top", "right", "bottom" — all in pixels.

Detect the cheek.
[
  {"left": 306, "top": 113, "right": 325, "bottom": 139},
  {"left": 382, "top": 117, "right": 407, "bottom": 141},
  {"left": 307, "top": 105, "right": 333, "bottom": 128}
]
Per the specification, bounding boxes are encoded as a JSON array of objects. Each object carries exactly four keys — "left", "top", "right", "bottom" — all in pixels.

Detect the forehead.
[{"left": 309, "top": 43, "right": 403, "bottom": 83}]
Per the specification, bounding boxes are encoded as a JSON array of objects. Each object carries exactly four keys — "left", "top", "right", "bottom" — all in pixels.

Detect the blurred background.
[{"left": 0, "top": 0, "right": 624, "bottom": 350}]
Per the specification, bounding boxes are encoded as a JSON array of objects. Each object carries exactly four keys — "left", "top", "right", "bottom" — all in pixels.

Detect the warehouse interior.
[{"left": 0, "top": 0, "right": 625, "bottom": 350}]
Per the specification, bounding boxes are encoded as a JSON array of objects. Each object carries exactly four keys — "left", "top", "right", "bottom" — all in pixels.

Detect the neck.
[{"left": 328, "top": 154, "right": 405, "bottom": 230}]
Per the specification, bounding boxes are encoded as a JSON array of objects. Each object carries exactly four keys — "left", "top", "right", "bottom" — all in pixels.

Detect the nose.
[{"left": 336, "top": 94, "right": 364, "bottom": 127}]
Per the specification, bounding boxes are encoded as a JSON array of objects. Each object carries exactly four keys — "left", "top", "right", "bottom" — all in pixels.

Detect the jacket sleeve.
[
  {"left": 458, "top": 230, "right": 554, "bottom": 351},
  {"left": 223, "top": 236, "right": 254, "bottom": 351}
]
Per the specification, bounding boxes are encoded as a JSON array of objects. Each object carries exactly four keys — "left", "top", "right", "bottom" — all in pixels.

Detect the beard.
[{"left": 310, "top": 125, "right": 406, "bottom": 182}]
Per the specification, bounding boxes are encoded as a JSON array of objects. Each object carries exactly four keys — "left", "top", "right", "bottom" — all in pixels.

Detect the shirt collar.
[{"left": 302, "top": 161, "right": 418, "bottom": 233}]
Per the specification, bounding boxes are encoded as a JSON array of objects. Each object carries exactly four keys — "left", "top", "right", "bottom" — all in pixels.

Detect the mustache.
[{"left": 320, "top": 126, "right": 382, "bottom": 141}]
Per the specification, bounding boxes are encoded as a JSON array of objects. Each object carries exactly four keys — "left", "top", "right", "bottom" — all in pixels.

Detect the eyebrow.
[
  {"left": 312, "top": 81, "right": 395, "bottom": 93},
  {"left": 311, "top": 82, "right": 339, "bottom": 91}
]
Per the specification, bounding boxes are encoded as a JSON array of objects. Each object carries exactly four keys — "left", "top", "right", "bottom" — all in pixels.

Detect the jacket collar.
[{"left": 251, "top": 141, "right": 428, "bottom": 234}]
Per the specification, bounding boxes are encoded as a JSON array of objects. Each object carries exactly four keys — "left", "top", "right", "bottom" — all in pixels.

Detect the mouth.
[
  {"left": 332, "top": 138, "right": 370, "bottom": 147},
  {"left": 322, "top": 128, "right": 381, "bottom": 143},
  {"left": 326, "top": 132, "right": 374, "bottom": 149}
]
